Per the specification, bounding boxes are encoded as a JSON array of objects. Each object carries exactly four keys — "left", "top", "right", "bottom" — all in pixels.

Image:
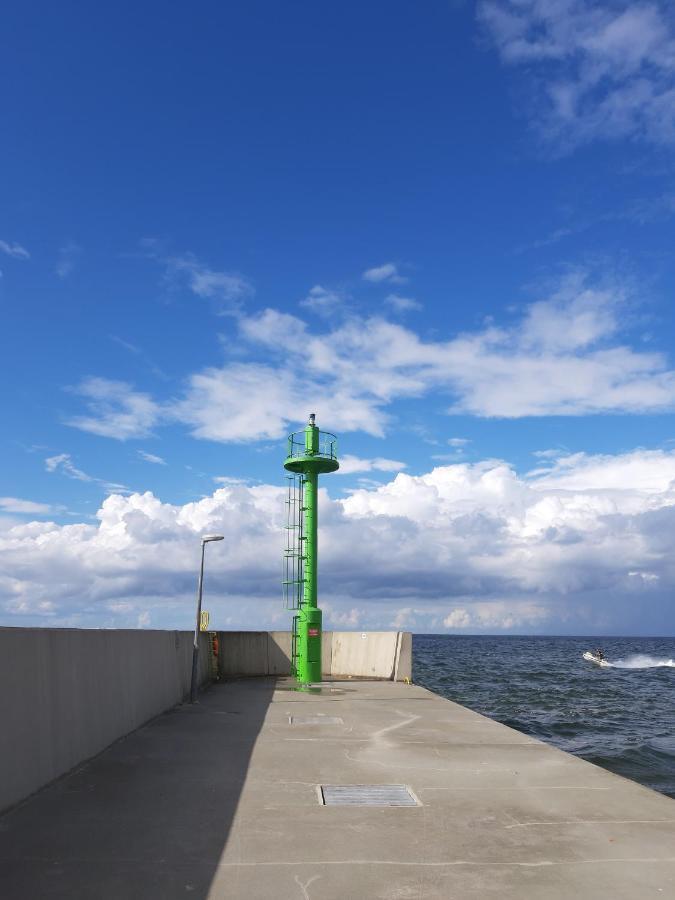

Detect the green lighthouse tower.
[{"left": 283, "top": 414, "right": 339, "bottom": 684}]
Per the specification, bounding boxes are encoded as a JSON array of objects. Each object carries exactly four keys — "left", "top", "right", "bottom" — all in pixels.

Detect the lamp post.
[{"left": 190, "top": 534, "right": 224, "bottom": 703}]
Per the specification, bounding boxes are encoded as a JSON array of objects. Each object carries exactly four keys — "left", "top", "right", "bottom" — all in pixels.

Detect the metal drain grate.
[
  {"left": 290, "top": 715, "right": 344, "bottom": 725},
  {"left": 321, "top": 785, "right": 419, "bottom": 806}
]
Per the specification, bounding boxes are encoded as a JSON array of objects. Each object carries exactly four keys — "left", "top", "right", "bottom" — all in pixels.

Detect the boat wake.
[{"left": 610, "top": 654, "right": 675, "bottom": 669}]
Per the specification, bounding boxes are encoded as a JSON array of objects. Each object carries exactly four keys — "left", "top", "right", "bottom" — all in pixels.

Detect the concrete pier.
[
  {"left": 1, "top": 678, "right": 674, "bottom": 898},
  {"left": 0, "top": 627, "right": 411, "bottom": 813}
]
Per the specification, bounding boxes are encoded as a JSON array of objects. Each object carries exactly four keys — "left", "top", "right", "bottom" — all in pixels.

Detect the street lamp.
[{"left": 190, "top": 534, "right": 224, "bottom": 703}]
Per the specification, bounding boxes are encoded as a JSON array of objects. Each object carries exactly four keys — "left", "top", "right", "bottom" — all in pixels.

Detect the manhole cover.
[
  {"left": 321, "top": 785, "right": 419, "bottom": 806},
  {"left": 289, "top": 716, "right": 344, "bottom": 725}
]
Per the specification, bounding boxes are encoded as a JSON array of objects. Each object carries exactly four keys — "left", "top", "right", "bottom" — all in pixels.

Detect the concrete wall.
[
  {"left": 217, "top": 630, "right": 412, "bottom": 681},
  {"left": 332, "top": 631, "right": 399, "bottom": 679},
  {"left": 0, "top": 628, "right": 212, "bottom": 814}
]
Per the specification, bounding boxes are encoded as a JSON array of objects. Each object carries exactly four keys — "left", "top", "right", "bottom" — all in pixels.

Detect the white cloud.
[
  {"left": 363, "top": 262, "right": 407, "bottom": 284},
  {"left": 479, "top": 1, "right": 675, "bottom": 149},
  {"left": 432, "top": 437, "right": 471, "bottom": 462},
  {"left": 438, "top": 274, "right": 675, "bottom": 417},
  {"left": 170, "top": 256, "right": 252, "bottom": 308},
  {"left": 322, "top": 603, "right": 361, "bottom": 627},
  {"left": 138, "top": 450, "right": 166, "bottom": 465},
  {"left": 527, "top": 448, "right": 675, "bottom": 495},
  {"left": 0, "top": 239, "right": 29, "bottom": 260},
  {"left": 444, "top": 602, "right": 548, "bottom": 631},
  {"left": 5, "top": 449, "right": 675, "bottom": 633},
  {"left": 532, "top": 447, "right": 566, "bottom": 460},
  {"left": 336, "top": 455, "right": 407, "bottom": 476},
  {"left": 0, "top": 498, "right": 53, "bottom": 515},
  {"left": 300, "top": 285, "right": 344, "bottom": 315},
  {"left": 519, "top": 275, "right": 620, "bottom": 350},
  {"left": 385, "top": 294, "right": 422, "bottom": 313},
  {"left": 66, "top": 270, "right": 675, "bottom": 444},
  {"left": 231, "top": 272, "right": 675, "bottom": 423},
  {"left": 173, "top": 363, "right": 309, "bottom": 442},
  {"left": 172, "top": 311, "right": 392, "bottom": 438},
  {"left": 45, "top": 453, "right": 94, "bottom": 482},
  {"left": 443, "top": 608, "right": 472, "bottom": 629},
  {"left": 143, "top": 242, "right": 253, "bottom": 314},
  {"left": 45, "top": 453, "right": 128, "bottom": 493},
  {"left": 66, "top": 377, "right": 161, "bottom": 440}
]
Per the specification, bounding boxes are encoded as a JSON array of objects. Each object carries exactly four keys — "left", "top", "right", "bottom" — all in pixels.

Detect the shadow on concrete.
[{"left": 0, "top": 678, "right": 277, "bottom": 899}]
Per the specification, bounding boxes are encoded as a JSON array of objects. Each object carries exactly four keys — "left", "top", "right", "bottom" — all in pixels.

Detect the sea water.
[{"left": 413, "top": 635, "right": 675, "bottom": 798}]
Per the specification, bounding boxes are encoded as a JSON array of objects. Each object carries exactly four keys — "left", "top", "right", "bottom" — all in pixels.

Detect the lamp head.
[{"left": 202, "top": 534, "right": 224, "bottom": 543}]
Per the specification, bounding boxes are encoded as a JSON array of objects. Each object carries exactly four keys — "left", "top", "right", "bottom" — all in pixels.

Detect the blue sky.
[{"left": 3, "top": 1, "right": 675, "bottom": 634}]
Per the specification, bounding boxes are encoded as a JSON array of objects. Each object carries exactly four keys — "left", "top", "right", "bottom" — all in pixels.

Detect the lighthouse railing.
[{"left": 286, "top": 430, "right": 338, "bottom": 462}]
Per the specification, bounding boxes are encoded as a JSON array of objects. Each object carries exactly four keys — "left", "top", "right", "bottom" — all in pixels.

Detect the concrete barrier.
[
  {"left": 267, "top": 631, "right": 293, "bottom": 675},
  {"left": 331, "top": 631, "right": 398, "bottom": 678},
  {"left": 0, "top": 627, "right": 212, "bottom": 814},
  {"left": 217, "top": 631, "right": 269, "bottom": 676},
  {"left": 217, "top": 630, "right": 411, "bottom": 681},
  {"left": 394, "top": 630, "right": 412, "bottom": 682}
]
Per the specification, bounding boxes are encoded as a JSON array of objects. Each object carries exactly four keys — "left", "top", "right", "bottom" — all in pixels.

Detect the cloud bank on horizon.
[{"left": 3, "top": 448, "right": 675, "bottom": 636}]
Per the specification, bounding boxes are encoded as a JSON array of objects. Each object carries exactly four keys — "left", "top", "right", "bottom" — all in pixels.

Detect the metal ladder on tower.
[{"left": 283, "top": 474, "right": 306, "bottom": 677}]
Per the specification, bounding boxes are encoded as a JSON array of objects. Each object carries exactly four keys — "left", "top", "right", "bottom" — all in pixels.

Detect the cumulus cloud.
[
  {"left": 444, "top": 602, "right": 548, "bottom": 631},
  {"left": 444, "top": 608, "right": 472, "bottom": 629},
  {"left": 479, "top": 0, "right": 675, "bottom": 149},
  {"left": 527, "top": 447, "right": 675, "bottom": 494},
  {"left": 4, "top": 449, "right": 675, "bottom": 634}
]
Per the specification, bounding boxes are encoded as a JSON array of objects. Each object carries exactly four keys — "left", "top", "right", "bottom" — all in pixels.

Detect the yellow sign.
[{"left": 199, "top": 611, "right": 210, "bottom": 631}]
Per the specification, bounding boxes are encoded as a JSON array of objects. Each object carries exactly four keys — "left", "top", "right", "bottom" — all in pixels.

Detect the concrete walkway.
[{"left": 1, "top": 678, "right": 674, "bottom": 899}]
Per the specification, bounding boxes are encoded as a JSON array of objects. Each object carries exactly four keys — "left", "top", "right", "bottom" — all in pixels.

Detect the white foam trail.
[{"left": 609, "top": 654, "right": 675, "bottom": 669}]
